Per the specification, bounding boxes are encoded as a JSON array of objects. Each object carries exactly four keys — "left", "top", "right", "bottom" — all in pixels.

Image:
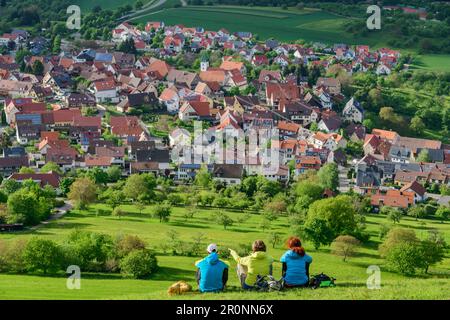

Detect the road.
[
  {"left": 338, "top": 165, "right": 351, "bottom": 193},
  {"left": 119, "top": 0, "right": 168, "bottom": 20},
  {"left": 29, "top": 200, "right": 73, "bottom": 231}
]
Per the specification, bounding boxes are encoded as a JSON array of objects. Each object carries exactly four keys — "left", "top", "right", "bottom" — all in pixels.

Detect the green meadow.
[{"left": 0, "top": 204, "right": 449, "bottom": 300}]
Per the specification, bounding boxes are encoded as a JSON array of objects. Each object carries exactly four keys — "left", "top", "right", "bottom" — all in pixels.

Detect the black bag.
[
  {"left": 253, "top": 275, "right": 284, "bottom": 291},
  {"left": 309, "top": 273, "right": 336, "bottom": 289}
]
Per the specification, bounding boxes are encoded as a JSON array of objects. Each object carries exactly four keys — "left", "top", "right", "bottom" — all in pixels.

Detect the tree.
[
  {"left": 303, "top": 218, "right": 333, "bottom": 250},
  {"left": 435, "top": 206, "right": 449, "bottom": 223},
  {"left": 104, "top": 189, "right": 124, "bottom": 210},
  {"left": 1, "top": 179, "right": 22, "bottom": 195},
  {"left": 420, "top": 230, "right": 446, "bottom": 274},
  {"left": 115, "top": 234, "right": 146, "bottom": 258},
  {"left": 59, "top": 177, "right": 74, "bottom": 196},
  {"left": 304, "top": 195, "right": 359, "bottom": 248},
  {"left": 40, "top": 162, "right": 63, "bottom": 175},
  {"left": 86, "top": 167, "right": 109, "bottom": 185},
  {"left": 263, "top": 198, "right": 287, "bottom": 217},
  {"left": 119, "top": 249, "right": 158, "bottom": 279},
  {"left": 52, "top": 35, "right": 61, "bottom": 54},
  {"left": 67, "top": 177, "right": 97, "bottom": 209},
  {"left": 23, "top": 238, "right": 62, "bottom": 274},
  {"left": 416, "top": 149, "right": 431, "bottom": 163},
  {"left": 259, "top": 216, "right": 272, "bottom": 232},
  {"left": 318, "top": 163, "right": 339, "bottom": 191},
  {"left": 19, "top": 167, "right": 35, "bottom": 174},
  {"left": 407, "top": 205, "right": 427, "bottom": 220},
  {"left": 236, "top": 212, "right": 250, "bottom": 225},
  {"left": 152, "top": 202, "right": 172, "bottom": 222},
  {"left": 135, "top": 200, "right": 146, "bottom": 214},
  {"left": 65, "top": 230, "right": 113, "bottom": 271},
  {"left": 382, "top": 206, "right": 402, "bottom": 224},
  {"left": 32, "top": 60, "right": 44, "bottom": 76},
  {"left": 331, "top": 235, "right": 360, "bottom": 262},
  {"left": 268, "top": 232, "right": 281, "bottom": 249},
  {"left": 106, "top": 166, "right": 122, "bottom": 182},
  {"left": 362, "top": 119, "right": 375, "bottom": 131},
  {"left": 214, "top": 211, "right": 233, "bottom": 230},
  {"left": 112, "top": 207, "right": 125, "bottom": 219},
  {"left": 194, "top": 166, "right": 212, "bottom": 188},
  {"left": 7, "top": 189, "right": 43, "bottom": 225},
  {"left": 118, "top": 38, "right": 137, "bottom": 54},
  {"left": 123, "top": 174, "right": 156, "bottom": 201},
  {"left": 379, "top": 228, "right": 418, "bottom": 258},
  {"left": 135, "top": 0, "right": 144, "bottom": 9},
  {"left": 411, "top": 116, "right": 425, "bottom": 135},
  {"left": 385, "top": 241, "right": 424, "bottom": 275}
]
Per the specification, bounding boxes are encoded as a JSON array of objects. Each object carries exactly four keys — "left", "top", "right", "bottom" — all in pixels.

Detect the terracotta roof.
[
  {"left": 73, "top": 116, "right": 101, "bottom": 128},
  {"left": 370, "top": 194, "right": 409, "bottom": 209},
  {"left": 277, "top": 121, "right": 300, "bottom": 133},
  {"left": 9, "top": 172, "right": 60, "bottom": 188},
  {"left": 220, "top": 60, "right": 244, "bottom": 72},
  {"left": 200, "top": 69, "right": 226, "bottom": 83},
  {"left": 400, "top": 181, "right": 426, "bottom": 197},
  {"left": 372, "top": 129, "right": 399, "bottom": 142},
  {"left": 52, "top": 109, "right": 81, "bottom": 123},
  {"left": 85, "top": 156, "right": 113, "bottom": 167},
  {"left": 94, "top": 79, "right": 116, "bottom": 91}
]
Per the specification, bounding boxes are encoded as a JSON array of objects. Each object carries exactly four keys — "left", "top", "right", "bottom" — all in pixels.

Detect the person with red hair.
[{"left": 280, "top": 237, "right": 312, "bottom": 288}]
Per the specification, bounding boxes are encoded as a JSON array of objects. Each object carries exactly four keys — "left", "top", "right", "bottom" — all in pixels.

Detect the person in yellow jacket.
[{"left": 229, "top": 240, "right": 274, "bottom": 289}]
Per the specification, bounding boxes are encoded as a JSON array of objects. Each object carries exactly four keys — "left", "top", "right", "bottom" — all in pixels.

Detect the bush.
[
  {"left": 0, "top": 239, "right": 28, "bottom": 273},
  {"left": 331, "top": 235, "right": 360, "bottom": 262},
  {"left": 385, "top": 242, "right": 424, "bottom": 275},
  {"left": 22, "top": 238, "right": 62, "bottom": 274},
  {"left": 65, "top": 230, "right": 114, "bottom": 272},
  {"left": 115, "top": 234, "right": 146, "bottom": 258},
  {"left": 120, "top": 249, "right": 158, "bottom": 279},
  {"left": 379, "top": 228, "right": 418, "bottom": 257}
]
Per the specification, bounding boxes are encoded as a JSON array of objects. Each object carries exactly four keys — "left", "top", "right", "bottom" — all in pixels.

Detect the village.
[{"left": 0, "top": 19, "right": 449, "bottom": 217}]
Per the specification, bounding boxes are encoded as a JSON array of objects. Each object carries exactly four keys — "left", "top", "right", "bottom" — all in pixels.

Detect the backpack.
[
  {"left": 309, "top": 273, "right": 336, "bottom": 289},
  {"left": 253, "top": 275, "right": 284, "bottom": 291}
]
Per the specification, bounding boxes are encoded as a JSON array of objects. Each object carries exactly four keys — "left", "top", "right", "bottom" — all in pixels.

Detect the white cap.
[{"left": 207, "top": 243, "right": 218, "bottom": 253}]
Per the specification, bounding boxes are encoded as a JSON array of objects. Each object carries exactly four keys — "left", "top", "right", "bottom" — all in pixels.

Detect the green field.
[
  {"left": 0, "top": 204, "right": 449, "bottom": 300},
  {"left": 410, "top": 54, "right": 450, "bottom": 72},
  {"left": 133, "top": 6, "right": 361, "bottom": 44},
  {"left": 74, "top": 0, "right": 136, "bottom": 10}
]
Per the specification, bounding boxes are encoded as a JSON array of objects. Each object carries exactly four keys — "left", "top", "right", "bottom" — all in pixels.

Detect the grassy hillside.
[
  {"left": 1, "top": 204, "right": 449, "bottom": 300},
  {"left": 74, "top": 0, "right": 149, "bottom": 10}
]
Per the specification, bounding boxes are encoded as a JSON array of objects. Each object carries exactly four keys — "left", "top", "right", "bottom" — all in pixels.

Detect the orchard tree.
[
  {"left": 214, "top": 211, "right": 233, "bottom": 230},
  {"left": 68, "top": 177, "right": 98, "bottom": 209},
  {"left": 304, "top": 195, "right": 359, "bottom": 248},
  {"left": 420, "top": 230, "right": 446, "bottom": 274},
  {"left": 22, "top": 238, "right": 62, "bottom": 274},
  {"left": 194, "top": 166, "right": 212, "bottom": 188},
  {"left": 112, "top": 207, "right": 125, "bottom": 219},
  {"left": 152, "top": 202, "right": 172, "bottom": 223},
  {"left": 268, "top": 232, "right": 281, "bottom": 249},
  {"left": 381, "top": 206, "right": 402, "bottom": 224},
  {"left": 103, "top": 188, "right": 124, "bottom": 210},
  {"left": 435, "top": 206, "right": 449, "bottom": 223},
  {"left": 123, "top": 173, "right": 156, "bottom": 201},
  {"left": 331, "top": 235, "right": 360, "bottom": 262}
]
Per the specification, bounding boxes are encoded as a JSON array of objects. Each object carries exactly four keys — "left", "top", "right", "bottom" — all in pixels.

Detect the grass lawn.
[
  {"left": 409, "top": 54, "right": 450, "bottom": 72},
  {"left": 0, "top": 204, "right": 449, "bottom": 300}
]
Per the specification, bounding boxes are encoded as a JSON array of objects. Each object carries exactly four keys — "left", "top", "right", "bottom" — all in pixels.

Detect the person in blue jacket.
[
  {"left": 195, "top": 243, "right": 229, "bottom": 292},
  {"left": 280, "top": 237, "right": 312, "bottom": 288}
]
